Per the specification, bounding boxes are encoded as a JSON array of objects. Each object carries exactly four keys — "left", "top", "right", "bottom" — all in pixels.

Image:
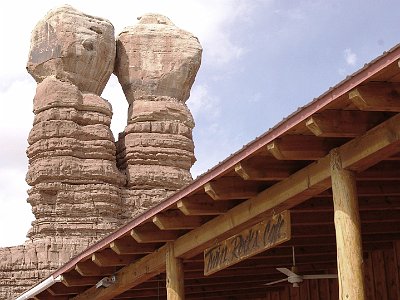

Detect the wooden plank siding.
[{"left": 262, "top": 243, "right": 400, "bottom": 300}]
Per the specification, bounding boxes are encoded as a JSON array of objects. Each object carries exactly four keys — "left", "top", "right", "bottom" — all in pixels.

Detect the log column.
[
  {"left": 166, "top": 243, "right": 184, "bottom": 300},
  {"left": 330, "top": 149, "right": 366, "bottom": 299}
]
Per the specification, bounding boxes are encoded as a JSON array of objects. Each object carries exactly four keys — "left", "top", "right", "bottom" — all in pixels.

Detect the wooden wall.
[
  {"left": 262, "top": 241, "right": 400, "bottom": 300},
  {"left": 364, "top": 241, "right": 400, "bottom": 300}
]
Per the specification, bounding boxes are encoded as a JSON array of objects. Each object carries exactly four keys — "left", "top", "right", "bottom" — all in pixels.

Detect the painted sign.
[{"left": 204, "top": 210, "right": 291, "bottom": 275}]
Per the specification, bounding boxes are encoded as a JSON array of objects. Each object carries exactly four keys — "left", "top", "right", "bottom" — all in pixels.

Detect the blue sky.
[{"left": 0, "top": 0, "right": 399, "bottom": 246}]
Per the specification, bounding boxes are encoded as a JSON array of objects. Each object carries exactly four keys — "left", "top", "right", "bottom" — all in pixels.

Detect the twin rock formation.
[{"left": 0, "top": 6, "right": 201, "bottom": 298}]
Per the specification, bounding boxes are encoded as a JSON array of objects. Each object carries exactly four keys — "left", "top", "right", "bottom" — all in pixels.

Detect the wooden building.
[{"left": 17, "top": 43, "right": 400, "bottom": 300}]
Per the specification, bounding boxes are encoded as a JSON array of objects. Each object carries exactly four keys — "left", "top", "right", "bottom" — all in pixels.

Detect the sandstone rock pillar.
[
  {"left": 25, "top": 4, "right": 126, "bottom": 242},
  {"left": 114, "top": 14, "right": 202, "bottom": 217},
  {"left": 0, "top": 6, "right": 124, "bottom": 298}
]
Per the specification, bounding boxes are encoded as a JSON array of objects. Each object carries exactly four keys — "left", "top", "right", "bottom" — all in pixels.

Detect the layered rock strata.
[
  {"left": 26, "top": 5, "right": 116, "bottom": 95},
  {"left": 26, "top": 76, "right": 126, "bottom": 240},
  {"left": 115, "top": 14, "right": 202, "bottom": 217},
  {"left": 0, "top": 6, "right": 123, "bottom": 299},
  {"left": 0, "top": 8, "right": 202, "bottom": 299}
]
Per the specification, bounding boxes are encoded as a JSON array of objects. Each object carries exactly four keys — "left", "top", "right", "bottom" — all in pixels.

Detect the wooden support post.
[
  {"left": 330, "top": 149, "right": 366, "bottom": 300},
  {"left": 166, "top": 243, "right": 184, "bottom": 300}
]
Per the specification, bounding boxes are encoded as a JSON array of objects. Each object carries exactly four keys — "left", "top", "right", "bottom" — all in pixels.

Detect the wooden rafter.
[
  {"left": 153, "top": 211, "right": 205, "bottom": 230},
  {"left": 75, "top": 260, "right": 115, "bottom": 277},
  {"left": 92, "top": 249, "right": 138, "bottom": 267},
  {"left": 266, "top": 135, "right": 346, "bottom": 160},
  {"left": 234, "top": 158, "right": 304, "bottom": 181},
  {"left": 131, "top": 223, "right": 183, "bottom": 243},
  {"left": 177, "top": 198, "right": 234, "bottom": 215},
  {"left": 110, "top": 237, "right": 157, "bottom": 255},
  {"left": 61, "top": 272, "right": 101, "bottom": 287},
  {"left": 306, "top": 110, "right": 388, "bottom": 137},
  {"left": 349, "top": 83, "right": 400, "bottom": 112},
  {"left": 204, "top": 178, "right": 261, "bottom": 200}
]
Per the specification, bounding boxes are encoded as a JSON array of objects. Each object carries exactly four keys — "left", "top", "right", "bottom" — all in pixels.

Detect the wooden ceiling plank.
[
  {"left": 92, "top": 249, "right": 138, "bottom": 267},
  {"left": 294, "top": 196, "right": 400, "bottom": 212},
  {"left": 153, "top": 213, "right": 205, "bottom": 230},
  {"left": 349, "top": 83, "right": 400, "bottom": 112},
  {"left": 177, "top": 198, "right": 233, "bottom": 216},
  {"left": 357, "top": 161, "right": 400, "bottom": 180}
]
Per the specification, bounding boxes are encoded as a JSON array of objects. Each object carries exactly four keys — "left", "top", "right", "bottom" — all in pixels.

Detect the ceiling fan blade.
[
  {"left": 264, "top": 278, "right": 288, "bottom": 286},
  {"left": 277, "top": 267, "right": 298, "bottom": 277},
  {"left": 302, "top": 274, "right": 338, "bottom": 280}
]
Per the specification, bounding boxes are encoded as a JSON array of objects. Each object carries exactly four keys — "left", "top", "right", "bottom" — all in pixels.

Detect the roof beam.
[
  {"left": 72, "top": 245, "right": 167, "bottom": 300},
  {"left": 131, "top": 223, "right": 182, "bottom": 243},
  {"left": 61, "top": 272, "right": 101, "bottom": 287},
  {"left": 204, "top": 178, "right": 260, "bottom": 200},
  {"left": 306, "top": 110, "right": 387, "bottom": 137},
  {"left": 234, "top": 158, "right": 303, "bottom": 181},
  {"left": 48, "top": 283, "right": 87, "bottom": 296},
  {"left": 266, "top": 135, "right": 345, "bottom": 160},
  {"left": 75, "top": 260, "right": 116, "bottom": 277},
  {"left": 110, "top": 237, "right": 157, "bottom": 255},
  {"left": 177, "top": 198, "right": 234, "bottom": 215},
  {"left": 349, "top": 83, "right": 400, "bottom": 112},
  {"left": 92, "top": 249, "right": 138, "bottom": 267},
  {"left": 153, "top": 212, "right": 205, "bottom": 230}
]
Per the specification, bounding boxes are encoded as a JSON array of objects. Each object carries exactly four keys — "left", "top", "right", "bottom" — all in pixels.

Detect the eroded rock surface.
[
  {"left": 0, "top": 10, "right": 202, "bottom": 300},
  {"left": 27, "top": 5, "right": 116, "bottom": 95},
  {"left": 115, "top": 14, "right": 202, "bottom": 216},
  {"left": 26, "top": 77, "right": 126, "bottom": 240},
  {"left": 0, "top": 6, "right": 123, "bottom": 299}
]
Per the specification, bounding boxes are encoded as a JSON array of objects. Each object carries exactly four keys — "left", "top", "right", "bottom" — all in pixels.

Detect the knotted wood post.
[
  {"left": 330, "top": 149, "right": 366, "bottom": 299},
  {"left": 166, "top": 243, "right": 184, "bottom": 300}
]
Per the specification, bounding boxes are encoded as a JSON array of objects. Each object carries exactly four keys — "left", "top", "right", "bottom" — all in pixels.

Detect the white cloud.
[
  {"left": 0, "top": 169, "right": 33, "bottom": 247},
  {"left": 344, "top": 48, "right": 357, "bottom": 66},
  {"left": 187, "top": 84, "right": 221, "bottom": 121}
]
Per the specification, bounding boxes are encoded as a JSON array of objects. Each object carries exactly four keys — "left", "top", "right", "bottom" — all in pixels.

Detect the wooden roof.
[{"left": 24, "top": 44, "right": 400, "bottom": 300}]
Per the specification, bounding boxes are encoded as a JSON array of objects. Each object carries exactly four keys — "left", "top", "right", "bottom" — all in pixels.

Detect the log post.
[
  {"left": 330, "top": 149, "right": 366, "bottom": 299},
  {"left": 166, "top": 243, "right": 184, "bottom": 300}
]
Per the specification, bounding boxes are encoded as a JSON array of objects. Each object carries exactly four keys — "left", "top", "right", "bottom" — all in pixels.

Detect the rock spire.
[
  {"left": 115, "top": 14, "right": 202, "bottom": 216},
  {"left": 0, "top": 8, "right": 202, "bottom": 299}
]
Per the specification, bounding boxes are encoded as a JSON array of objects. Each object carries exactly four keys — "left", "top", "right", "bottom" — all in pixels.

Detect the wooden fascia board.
[{"left": 72, "top": 113, "right": 400, "bottom": 300}]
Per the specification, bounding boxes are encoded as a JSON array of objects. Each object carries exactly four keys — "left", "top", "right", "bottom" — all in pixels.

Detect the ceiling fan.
[{"left": 264, "top": 247, "right": 338, "bottom": 288}]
